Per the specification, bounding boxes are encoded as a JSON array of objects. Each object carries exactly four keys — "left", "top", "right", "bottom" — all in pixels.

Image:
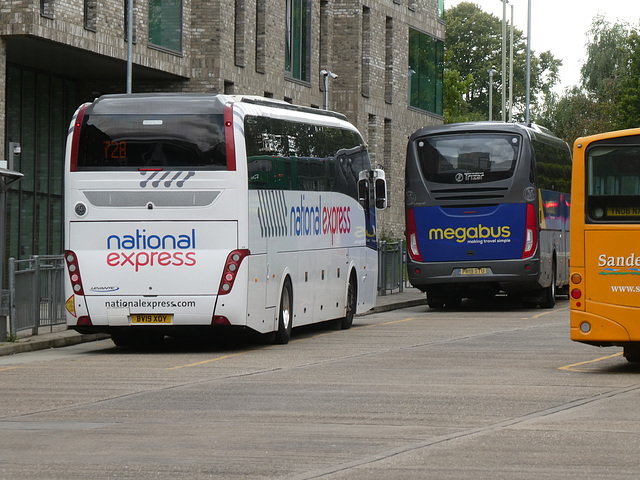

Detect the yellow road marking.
[
  {"left": 0, "top": 366, "right": 21, "bottom": 372},
  {"left": 168, "top": 318, "right": 417, "bottom": 369},
  {"left": 167, "top": 351, "right": 249, "bottom": 370},
  {"left": 364, "top": 317, "right": 415, "bottom": 328},
  {"left": 558, "top": 352, "right": 624, "bottom": 372},
  {"left": 523, "top": 305, "right": 569, "bottom": 320}
]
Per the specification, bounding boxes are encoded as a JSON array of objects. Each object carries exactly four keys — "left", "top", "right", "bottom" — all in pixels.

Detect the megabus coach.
[{"left": 405, "top": 122, "right": 572, "bottom": 308}]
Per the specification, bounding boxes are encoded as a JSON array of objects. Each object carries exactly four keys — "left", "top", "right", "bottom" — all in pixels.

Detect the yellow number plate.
[
  {"left": 607, "top": 207, "right": 640, "bottom": 216},
  {"left": 131, "top": 314, "right": 172, "bottom": 324},
  {"left": 460, "top": 267, "right": 487, "bottom": 275}
]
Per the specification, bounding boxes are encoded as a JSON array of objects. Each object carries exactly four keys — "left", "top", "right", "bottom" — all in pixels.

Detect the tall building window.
[
  {"left": 361, "top": 7, "right": 371, "bottom": 98},
  {"left": 256, "top": 0, "right": 267, "bottom": 73},
  {"left": 285, "top": 0, "right": 311, "bottom": 82},
  {"left": 84, "top": 0, "right": 97, "bottom": 31},
  {"left": 40, "top": 0, "right": 54, "bottom": 18},
  {"left": 235, "top": 0, "right": 246, "bottom": 67},
  {"left": 385, "top": 17, "right": 393, "bottom": 104},
  {"left": 148, "top": 0, "right": 182, "bottom": 53},
  {"left": 6, "top": 67, "right": 77, "bottom": 259},
  {"left": 408, "top": 29, "right": 444, "bottom": 116},
  {"left": 438, "top": 0, "right": 444, "bottom": 19}
]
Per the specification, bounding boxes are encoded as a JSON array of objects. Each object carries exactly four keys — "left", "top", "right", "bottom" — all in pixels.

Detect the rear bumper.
[{"left": 407, "top": 256, "right": 541, "bottom": 294}]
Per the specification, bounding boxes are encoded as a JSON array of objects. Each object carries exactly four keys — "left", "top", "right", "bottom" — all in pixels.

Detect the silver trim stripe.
[
  {"left": 84, "top": 190, "right": 220, "bottom": 207},
  {"left": 257, "top": 190, "right": 288, "bottom": 237}
]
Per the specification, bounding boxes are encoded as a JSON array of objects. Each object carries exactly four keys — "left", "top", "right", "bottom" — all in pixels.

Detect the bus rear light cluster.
[
  {"left": 212, "top": 315, "right": 231, "bottom": 326},
  {"left": 522, "top": 203, "right": 537, "bottom": 258},
  {"left": 218, "top": 249, "right": 250, "bottom": 295},
  {"left": 406, "top": 208, "right": 423, "bottom": 262},
  {"left": 65, "top": 250, "right": 85, "bottom": 296},
  {"left": 69, "top": 103, "right": 90, "bottom": 172},
  {"left": 77, "top": 316, "right": 93, "bottom": 326},
  {"left": 570, "top": 273, "right": 582, "bottom": 304}
]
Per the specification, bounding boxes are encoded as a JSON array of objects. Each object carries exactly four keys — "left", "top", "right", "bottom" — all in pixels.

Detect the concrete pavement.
[{"left": 0, "top": 287, "right": 427, "bottom": 356}]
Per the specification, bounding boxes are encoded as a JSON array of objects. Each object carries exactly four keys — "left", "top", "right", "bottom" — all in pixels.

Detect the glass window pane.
[
  {"left": 149, "top": 0, "right": 183, "bottom": 52},
  {"left": 408, "top": 29, "right": 443, "bottom": 116}
]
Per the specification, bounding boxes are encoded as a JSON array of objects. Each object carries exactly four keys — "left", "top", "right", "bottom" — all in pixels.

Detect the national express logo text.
[
  {"left": 106, "top": 229, "right": 197, "bottom": 272},
  {"left": 428, "top": 224, "right": 511, "bottom": 244},
  {"left": 290, "top": 195, "right": 351, "bottom": 243}
]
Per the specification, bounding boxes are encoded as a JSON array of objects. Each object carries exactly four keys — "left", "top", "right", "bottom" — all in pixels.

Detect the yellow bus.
[{"left": 570, "top": 128, "right": 640, "bottom": 362}]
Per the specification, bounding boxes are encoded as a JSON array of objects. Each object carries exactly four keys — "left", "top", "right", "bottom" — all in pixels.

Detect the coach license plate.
[
  {"left": 459, "top": 267, "right": 487, "bottom": 275},
  {"left": 131, "top": 314, "right": 172, "bottom": 324}
]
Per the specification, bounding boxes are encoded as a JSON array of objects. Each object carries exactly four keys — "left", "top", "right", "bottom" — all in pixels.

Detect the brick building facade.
[{"left": 0, "top": 0, "right": 444, "bottom": 261}]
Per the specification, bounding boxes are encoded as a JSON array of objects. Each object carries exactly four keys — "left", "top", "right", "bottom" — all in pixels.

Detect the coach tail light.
[
  {"left": 217, "top": 249, "right": 250, "bottom": 295},
  {"left": 522, "top": 203, "right": 537, "bottom": 258},
  {"left": 406, "top": 208, "right": 423, "bottom": 262},
  {"left": 65, "top": 250, "right": 85, "bottom": 296}
]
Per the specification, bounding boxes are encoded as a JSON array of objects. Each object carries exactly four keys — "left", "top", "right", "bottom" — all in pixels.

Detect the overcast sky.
[{"left": 446, "top": 0, "right": 640, "bottom": 93}]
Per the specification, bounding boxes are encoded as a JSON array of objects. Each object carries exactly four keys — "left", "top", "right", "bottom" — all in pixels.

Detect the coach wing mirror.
[
  {"left": 358, "top": 169, "right": 387, "bottom": 210},
  {"left": 358, "top": 173, "right": 370, "bottom": 210},
  {"left": 374, "top": 169, "right": 387, "bottom": 209}
]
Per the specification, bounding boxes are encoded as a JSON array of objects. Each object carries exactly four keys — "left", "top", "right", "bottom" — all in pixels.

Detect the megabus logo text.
[
  {"left": 428, "top": 224, "right": 511, "bottom": 244},
  {"left": 106, "top": 229, "right": 197, "bottom": 272}
]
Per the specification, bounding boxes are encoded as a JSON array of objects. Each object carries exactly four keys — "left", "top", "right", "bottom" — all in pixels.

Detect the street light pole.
[
  {"left": 126, "top": 0, "right": 133, "bottom": 93},
  {"left": 525, "top": 0, "right": 531, "bottom": 124},
  {"left": 488, "top": 68, "right": 498, "bottom": 121},
  {"left": 509, "top": 3, "right": 514, "bottom": 122},
  {"left": 501, "top": 0, "right": 508, "bottom": 122},
  {"left": 320, "top": 69, "right": 338, "bottom": 110}
]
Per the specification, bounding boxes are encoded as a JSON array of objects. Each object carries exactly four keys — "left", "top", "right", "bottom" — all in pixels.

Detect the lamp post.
[
  {"left": 501, "top": 0, "right": 508, "bottom": 122},
  {"left": 126, "top": 0, "right": 133, "bottom": 93},
  {"left": 525, "top": 0, "right": 531, "bottom": 124},
  {"left": 509, "top": 3, "right": 514, "bottom": 122},
  {"left": 320, "top": 69, "right": 338, "bottom": 110},
  {"left": 488, "top": 67, "right": 498, "bottom": 121}
]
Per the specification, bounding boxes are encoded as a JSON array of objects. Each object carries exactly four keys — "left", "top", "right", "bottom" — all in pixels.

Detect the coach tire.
[
  {"left": 274, "top": 279, "right": 293, "bottom": 345},
  {"left": 340, "top": 274, "right": 357, "bottom": 330},
  {"left": 624, "top": 344, "right": 640, "bottom": 363},
  {"left": 111, "top": 330, "right": 137, "bottom": 347},
  {"left": 540, "top": 261, "right": 557, "bottom": 309},
  {"left": 427, "top": 291, "right": 444, "bottom": 309}
]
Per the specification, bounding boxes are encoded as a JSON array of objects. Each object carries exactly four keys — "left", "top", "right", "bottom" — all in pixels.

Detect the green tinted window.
[
  {"left": 245, "top": 116, "right": 369, "bottom": 199},
  {"left": 149, "top": 0, "right": 182, "bottom": 52},
  {"left": 408, "top": 29, "right": 444, "bottom": 116}
]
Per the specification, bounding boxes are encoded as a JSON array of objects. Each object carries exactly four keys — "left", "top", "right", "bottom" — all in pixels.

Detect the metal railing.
[
  {"left": 8, "top": 255, "right": 66, "bottom": 335},
  {"left": 377, "top": 240, "right": 408, "bottom": 296}
]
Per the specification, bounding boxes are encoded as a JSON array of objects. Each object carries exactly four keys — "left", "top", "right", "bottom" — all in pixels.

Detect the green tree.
[
  {"left": 580, "top": 16, "right": 634, "bottom": 106},
  {"left": 617, "top": 31, "right": 640, "bottom": 129},
  {"left": 442, "top": 65, "right": 477, "bottom": 123},
  {"left": 444, "top": 2, "right": 561, "bottom": 123},
  {"left": 537, "top": 87, "right": 609, "bottom": 148}
]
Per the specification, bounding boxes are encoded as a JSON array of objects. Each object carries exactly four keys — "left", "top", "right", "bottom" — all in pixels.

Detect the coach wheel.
[
  {"left": 540, "top": 261, "right": 556, "bottom": 309},
  {"left": 624, "top": 344, "right": 640, "bottom": 363},
  {"left": 427, "top": 291, "right": 444, "bottom": 309},
  {"left": 340, "top": 274, "right": 357, "bottom": 330},
  {"left": 274, "top": 279, "right": 293, "bottom": 344},
  {"left": 445, "top": 294, "right": 462, "bottom": 309},
  {"left": 111, "top": 331, "right": 138, "bottom": 347}
]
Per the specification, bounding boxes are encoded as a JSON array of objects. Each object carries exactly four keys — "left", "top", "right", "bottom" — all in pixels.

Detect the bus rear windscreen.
[
  {"left": 416, "top": 133, "right": 520, "bottom": 184},
  {"left": 76, "top": 114, "right": 227, "bottom": 170},
  {"left": 586, "top": 143, "right": 640, "bottom": 222}
]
